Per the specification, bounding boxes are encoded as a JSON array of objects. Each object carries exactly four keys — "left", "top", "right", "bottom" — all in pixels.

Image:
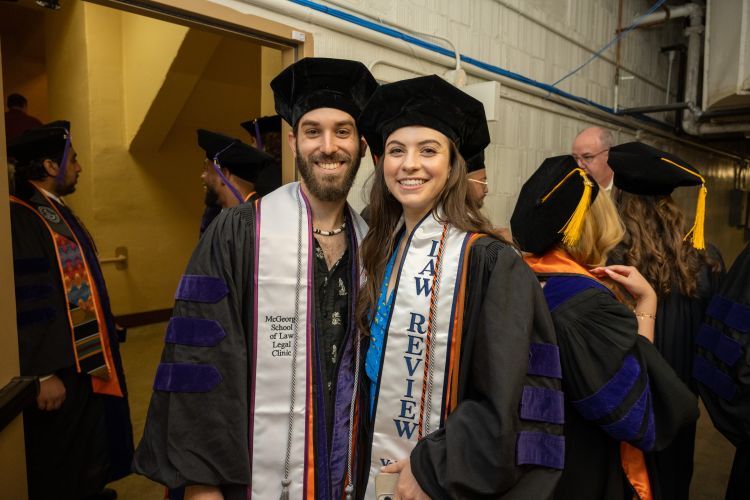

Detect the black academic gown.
[
  {"left": 695, "top": 242, "right": 750, "bottom": 500},
  {"left": 609, "top": 245, "right": 724, "bottom": 499},
  {"left": 531, "top": 270, "right": 699, "bottom": 500},
  {"left": 403, "top": 238, "right": 564, "bottom": 499},
  {"left": 11, "top": 181, "right": 134, "bottom": 500},
  {"left": 133, "top": 202, "right": 370, "bottom": 500}
]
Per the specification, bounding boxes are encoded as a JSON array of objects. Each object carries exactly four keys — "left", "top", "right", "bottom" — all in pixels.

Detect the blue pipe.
[{"left": 287, "top": 0, "right": 668, "bottom": 127}]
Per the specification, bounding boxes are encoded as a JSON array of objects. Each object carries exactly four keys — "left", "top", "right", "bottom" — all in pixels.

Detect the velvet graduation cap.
[
  {"left": 270, "top": 57, "right": 378, "bottom": 127},
  {"left": 358, "top": 75, "right": 490, "bottom": 161},
  {"left": 466, "top": 150, "right": 486, "bottom": 173},
  {"left": 197, "top": 129, "right": 274, "bottom": 203},
  {"left": 240, "top": 115, "right": 281, "bottom": 151},
  {"left": 511, "top": 155, "right": 599, "bottom": 255},
  {"left": 8, "top": 120, "right": 72, "bottom": 186},
  {"left": 608, "top": 141, "right": 707, "bottom": 249}
]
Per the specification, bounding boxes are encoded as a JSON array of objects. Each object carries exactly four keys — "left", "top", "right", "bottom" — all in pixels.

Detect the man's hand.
[
  {"left": 185, "top": 485, "right": 223, "bottom": 500},
  {"left": 36, "top": 375, "right": 66, "bottom": 411},
  {"left": 381, "top": 458, "right": 430, "bottom": 500}
]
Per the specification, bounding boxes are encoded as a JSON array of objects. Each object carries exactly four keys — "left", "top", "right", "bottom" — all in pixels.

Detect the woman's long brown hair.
[
  {"left": 355, "top": 141, "right": 503, "bottom": 336},
  {"left": 609, "top": 189, "right": 720, "bottom": 298}
]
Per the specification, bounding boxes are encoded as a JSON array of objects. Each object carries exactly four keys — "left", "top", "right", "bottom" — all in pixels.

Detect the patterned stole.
[
  {"left": 250, "top": 182, "right": 368, "bottom": 500},
  {"left": 10, "top": 185, "right": 123, "bottom": 397},
  {"left": 365, "top": 212, "right": 471, "bottom": 498},
  {"left": 524, "top": 249, "right": 652, "bottom": 500}
]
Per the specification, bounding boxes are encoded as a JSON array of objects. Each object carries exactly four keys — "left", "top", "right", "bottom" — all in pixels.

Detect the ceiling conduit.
[
  {"left": 227, "top": 0, "right": 747, "bottom": 160},
  {"left": 634, "top": 3, "right": 750, "bottom": 136}
]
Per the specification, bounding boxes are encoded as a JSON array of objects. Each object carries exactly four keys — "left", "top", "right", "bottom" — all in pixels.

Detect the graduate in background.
[
  {"left": 134, "top": 57, "right": 378, "bottom": 500},
  {"left": 606, "top": 142, "right": 725, "bottom": 499},
  {"left": 465, "top": 150, "right": 488, "bottom": 208},
  {"left": 9, "top": 121, "right": 133, "bottom": 500},
  {"left": 357, "top": 75, "right": 564, "bottom": 499},
  {"left": 241, "top": 114, "right": 283, "bottom": 196},
  {"left": 511, "top": 155, "right": 698, "bottom": 500},
  {"left": 695, "top": 241, "right": 750, "bottom": 500},
  {"left": 197, "top": 130, "right": 274, "bottom": 235}
]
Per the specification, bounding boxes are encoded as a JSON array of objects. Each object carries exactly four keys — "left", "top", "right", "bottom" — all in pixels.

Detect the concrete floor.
[{"left": 108, "top": 323, "right": 736, "bottom": 499}]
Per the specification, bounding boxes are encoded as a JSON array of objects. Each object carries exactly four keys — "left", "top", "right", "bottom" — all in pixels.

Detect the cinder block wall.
[{"left": 233, "top": 0, "right": 746, "bottom": 263}]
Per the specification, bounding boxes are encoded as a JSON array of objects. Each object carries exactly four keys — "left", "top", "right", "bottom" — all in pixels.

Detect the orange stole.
[
  {"left": 10, "top": 195, "right": 123, "bottom": 398},
  {"left": 524, "top": 249, "right": 652, "bottom": 500},
  {"left": 443, "top": 233, "right": 484, "bottom": 417}
]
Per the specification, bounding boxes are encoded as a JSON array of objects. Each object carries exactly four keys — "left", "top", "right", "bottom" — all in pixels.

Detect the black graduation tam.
[
  {"left": 466, "top": 150, "right": 486, "bottom": 173},
  {"left": 511, "top": 155, "right": 599, "bottom": 255},
  {"left": 358, "top": 75, "right": 490, "bottom": 160},
  {"left": 8, "top": 120, "right": 71, "bottom": 165},
  {"left": 196, "top": 129, "right": 274, "bottom": 183},
  {"left": 271, "top": 57, "right": 378, "bottom": 127},
  {"left": 608, "top": 141, "right": 707, "bottom": 249},
  {"left": 608, "top": 142, "right": 704, "bottom": 195},
  {"left": 241, "top": 115, "right": 281, "bottom": 137}
]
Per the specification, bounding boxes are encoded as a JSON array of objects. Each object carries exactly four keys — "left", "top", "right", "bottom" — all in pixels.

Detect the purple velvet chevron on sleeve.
[
  {"left": 165, "top": 316, "right": 226, "bottom": 347},
  {"left": 693, "top": 355, "right": 736, "bottom": 401},
  {"left": 572, "top": 354, "right": 640, "bottom": 422},
  {"left": 527, "top": 342, "right": 562, "bottom": 378},
  {"left": 516, "top": 431, "right": 565, "bottom": 470},
  {"left": 696, "top": 324, "right": 743, "bottom": 367},
  {"left": 600, "top": 383, "right": 654, "bottom": 450},
  {"left": 153, "top": 363, "right": 222, "bottom": 393},
  {"left": 707, "top": 295, "right": 750, "bottom": 333},
  {"left": 174, "top": 275, "right": 229, "bottom": 303},
  {"left": 519, "top": 386, "right": 565, "bottom": 424}
]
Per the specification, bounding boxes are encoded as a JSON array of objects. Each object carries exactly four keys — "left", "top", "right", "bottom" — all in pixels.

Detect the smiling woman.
[{"left": 356, "top": 75, "right": 565, "bottom": 499}]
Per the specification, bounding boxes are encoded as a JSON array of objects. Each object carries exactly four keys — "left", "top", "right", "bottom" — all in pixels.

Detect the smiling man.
[{"left": 134, "top": 58, "right": 378, "bottom": 500}]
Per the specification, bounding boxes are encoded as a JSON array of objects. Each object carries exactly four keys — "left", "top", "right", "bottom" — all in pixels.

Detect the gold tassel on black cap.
[
  {"left": 660, "top": 157, "right": 707, "bottom": 250},
  {"left": 541, "top": 168, "right": 594, "bottom": 248}
]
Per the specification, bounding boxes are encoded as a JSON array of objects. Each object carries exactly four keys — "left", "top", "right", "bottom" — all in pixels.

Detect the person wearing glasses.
[
  {"left": 466, "top": 151, "right": 488, "bottom": 208},
  {"left": 572, "top": 126, "right": 614, "bottom": 192}
]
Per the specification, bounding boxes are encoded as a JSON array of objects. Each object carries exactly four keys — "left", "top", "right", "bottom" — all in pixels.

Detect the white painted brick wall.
[{"left": 229, "top": 0, "right": 747, "bottom": 260}]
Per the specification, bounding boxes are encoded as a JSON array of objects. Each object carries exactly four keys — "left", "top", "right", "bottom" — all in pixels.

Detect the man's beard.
[
  {"left": 57, "top": 176, "right": 77, "bottom": 196},
  {"left": 204, "top": 185, "right": 220, "bottom": 206},
  {"left": 295, "top": 147, "right": 361, "bottom": 202}
]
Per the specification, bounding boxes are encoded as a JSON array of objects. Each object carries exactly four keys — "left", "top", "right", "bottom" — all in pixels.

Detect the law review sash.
[
  {"left": 366, "top": 212, "right": 470, "bottom": 498},
  {"left": 251, "top": 182, "right": 367, "bottom": 499}
]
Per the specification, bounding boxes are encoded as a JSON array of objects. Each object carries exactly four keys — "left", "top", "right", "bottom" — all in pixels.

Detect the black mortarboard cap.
[
  {"left": 271, "top": 57, "right": 378, "bottom": 127},
  {"left": 608, "top": 141, "right": 707, "bottom": 249},
  {"left": 197, "top": 129, "right": 274, "bottom": 183},
  {"left": 511, "top": 155, "right": 599, "bottom": 255},
  {"left": 8, "top": 120, "right": 70, "bottom": 165},
  {"left": 608, "top": 142, "right": 704, "bottom": 195},
  {"left": 358, "top": 75, "right": 490, "bottom": 160},
  {"left": 466, "top": 150, "right": 486, "bottom": 173},
  {"left": 241, "top": 115, "right": 282, "bottom": 137}
]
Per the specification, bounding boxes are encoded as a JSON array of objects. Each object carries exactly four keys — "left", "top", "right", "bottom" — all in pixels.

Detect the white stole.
[
  {"left": 366, "top": 212, "right": 469, "bottom": 498},
  {"left": 250, "top": 181, "right": 367, "bottom": 499}
]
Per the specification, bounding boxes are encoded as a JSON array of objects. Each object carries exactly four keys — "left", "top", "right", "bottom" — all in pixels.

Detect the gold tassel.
[
  {"left": 684, "top": 184, "right": 707, "bottom": 250},
  {"left": 560, "top": 175, "right": 594, "bottom": 247}
]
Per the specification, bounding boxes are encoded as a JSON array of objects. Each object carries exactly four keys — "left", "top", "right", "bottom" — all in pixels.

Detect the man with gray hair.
[{"left": 572, "top": 126, "right": 615, "bottom": 191}]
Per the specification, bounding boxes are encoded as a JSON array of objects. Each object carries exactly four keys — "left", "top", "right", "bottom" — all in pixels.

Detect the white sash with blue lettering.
[
  {"left": 251, "top": 182, "right": 368, "bottom": 499},
  {"left": 366, "top": 212, "right": 468, "bottom": 498}
]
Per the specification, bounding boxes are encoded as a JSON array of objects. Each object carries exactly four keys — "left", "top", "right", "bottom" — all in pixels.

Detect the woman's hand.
[
  {"left": 590, "top": 265, "right": 656, "bottom": 304},
  {"left": 381, "top": 458, "right": 430, "bottom": 500},
  {"left": 590, "top": 265, "right": 657, "bottom": 342}
]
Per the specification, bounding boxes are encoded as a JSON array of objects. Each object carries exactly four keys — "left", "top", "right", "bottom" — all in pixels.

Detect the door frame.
[
  {"left": 0, "top": 35, "right": 29, "bottom": 500},
  {"left": 86, "top": 0, "right": 315, "bottom": 183}
]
